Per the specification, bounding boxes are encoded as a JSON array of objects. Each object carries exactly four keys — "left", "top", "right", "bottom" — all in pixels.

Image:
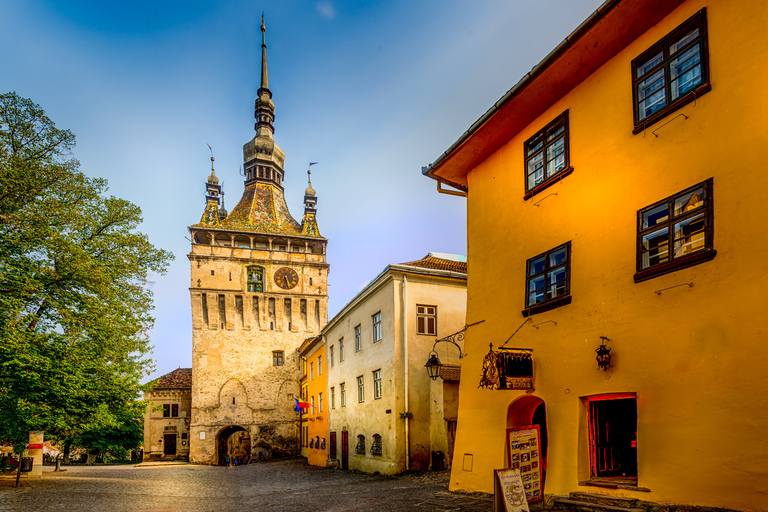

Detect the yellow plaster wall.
[
  {"left": 305, "top": 340, "right": 329, "bottom": 467},
  {"left": 450, "top": 1, "right": 768, "bottom": 510}
]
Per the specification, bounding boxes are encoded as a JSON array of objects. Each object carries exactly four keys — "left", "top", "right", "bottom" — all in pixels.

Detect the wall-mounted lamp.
[
  {"left": 596, "top": 336, "right": 612, "bottom": 371},
  {"left": 424, "top": 322, "right": 484, "bottom": 380}
]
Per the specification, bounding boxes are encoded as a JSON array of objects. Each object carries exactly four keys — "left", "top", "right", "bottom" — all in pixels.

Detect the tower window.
[{"left": 247, "top": 266, "right": 264, "bottom": 292}]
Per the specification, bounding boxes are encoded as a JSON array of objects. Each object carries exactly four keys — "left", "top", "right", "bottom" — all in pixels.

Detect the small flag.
[{"left": 294, "top": 398, "right": 310, "bottom": 412}]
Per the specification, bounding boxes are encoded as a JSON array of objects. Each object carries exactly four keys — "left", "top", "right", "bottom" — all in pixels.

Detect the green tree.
[
  {"left": 72, "top": 402, "right": 145, "bottom": 464},
  {"left": 0, "top": 92, "right": 173, "bottom": 446}
]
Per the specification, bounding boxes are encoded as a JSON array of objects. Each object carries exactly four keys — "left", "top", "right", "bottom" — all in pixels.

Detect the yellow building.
[
  {"left": 423, "top": 1, "right": 768, "bottom": 510},
  {"left": 323, "top": 253, "right": 467, "bottom": 474},
  {"left": 300, "top": 335, "right": 328, "bottom": 466}
]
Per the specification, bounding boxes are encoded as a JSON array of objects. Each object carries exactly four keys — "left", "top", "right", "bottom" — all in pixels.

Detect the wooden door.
[
  {"left": 589, "top": 398, "right": 637, "bottom": 478},
  {"left": 329, "top": 432, "right": 337, "bottom": 460},
  {"left": 341, "top": 431, "right": 349, "bottom": 470},
  {"left": 163, "top": 433, "right": 177, "bottom": 456}
]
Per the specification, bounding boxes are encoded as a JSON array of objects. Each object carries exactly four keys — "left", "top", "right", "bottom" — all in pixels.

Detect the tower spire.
[
  {"left": 260, "top": 13, "right": 268, "bottom": 90},
  {"left": 254, "top": 14, "right": 275, "bottom": 137}
]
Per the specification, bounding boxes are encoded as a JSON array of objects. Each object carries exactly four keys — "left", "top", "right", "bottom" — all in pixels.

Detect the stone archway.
[
  {"left": 216, "top": 425, "right": 251, "bottom": 466},
  {"left": 507, "top": 395, "right": 548, "bottom": 481}
]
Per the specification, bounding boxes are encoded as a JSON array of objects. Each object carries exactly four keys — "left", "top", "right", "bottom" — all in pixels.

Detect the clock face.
[{"left": 274, "top": 267, "right": 299, "bottom": 290}]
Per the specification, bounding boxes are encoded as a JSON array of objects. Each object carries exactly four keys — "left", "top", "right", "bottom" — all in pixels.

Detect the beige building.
[
  {"left": 323, "top": 253, "right": 467, "bottom": 474},
  {"left": 186, "top": 20, "right": 329, "bottom": 465},
  {"left": 143, "top": 368, "right": 192, "bottom": 461}
]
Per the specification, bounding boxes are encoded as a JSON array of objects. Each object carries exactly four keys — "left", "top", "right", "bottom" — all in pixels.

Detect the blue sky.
[{"left": 1, "top": 0, "right": 603, "bottom": 380}]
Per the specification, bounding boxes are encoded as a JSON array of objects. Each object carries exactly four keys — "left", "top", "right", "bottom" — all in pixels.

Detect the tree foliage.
[{"left": 0, "top": 92, "right": 173, "bottom": 445}]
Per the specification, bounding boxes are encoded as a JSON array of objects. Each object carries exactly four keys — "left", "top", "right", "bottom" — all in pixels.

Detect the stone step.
[
  {"left": 552, "top": 498, "right": 645, "bottom": 512},
  {"left": 569, "top": 492, "right": 641, "bottom": 509}
]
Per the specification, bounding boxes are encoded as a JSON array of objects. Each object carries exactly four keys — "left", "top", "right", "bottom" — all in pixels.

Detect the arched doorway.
[
  {"left": 216, "top": 425, "right": 251, "bottom": 466},
  {"left": 507, "top": 395, "right": 548, "bottom": 482}
]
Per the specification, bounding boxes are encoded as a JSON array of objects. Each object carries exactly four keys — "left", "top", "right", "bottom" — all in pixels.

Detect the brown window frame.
[
  {"left": 631, "top": 9, "right": 710, "bottom": 133},
  {"left": 416, "top": 305, "right": 437, "bottom": 336},
  {"left": 635, "top": 178, "right": 715, "bottom": 283},
  {"left": 522, "top": 242, "right": 572, "bottom": 317},
  {"left": 273, "top": 350, "right": 284, "bottom": 367},
  {"left": 523, "top": 110, "right": 572, "bottom": 199}
]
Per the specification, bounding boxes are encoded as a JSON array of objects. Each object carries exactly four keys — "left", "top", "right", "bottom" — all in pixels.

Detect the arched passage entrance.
[
  {"left": 507, "top": 395, "right": 548, "bottom": 481},
  {"left": 216, "top": 425, "right": 251, "bottom": 466}
]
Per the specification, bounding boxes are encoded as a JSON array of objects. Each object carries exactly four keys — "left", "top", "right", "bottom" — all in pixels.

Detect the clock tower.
[{"left": 187, "top": 18, "right": 329, "bottom": 465}]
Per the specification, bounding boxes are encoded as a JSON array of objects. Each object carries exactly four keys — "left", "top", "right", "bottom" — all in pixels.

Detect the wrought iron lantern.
[
  {"left": 425, "top": 351, "right": 443, "bottom": 380},
  {"left": 596, "top": 336, "right": 612, "bottom": 371}
]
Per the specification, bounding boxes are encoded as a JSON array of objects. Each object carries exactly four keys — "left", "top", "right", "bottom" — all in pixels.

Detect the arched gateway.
[
  {"left": 507, "top": 395, "right": 548, "bottom": 481},
  {"left": 217, "top": 425, "right": 251, "bottom": 466}
]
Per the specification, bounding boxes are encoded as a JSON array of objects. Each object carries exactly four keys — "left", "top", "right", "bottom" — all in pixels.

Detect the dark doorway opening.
[
  {"left": 589, "top": 397, "right": 637, "bottom": 478},
  {"left": 216, "top": 425, "right": 251, "bottom": 466},
  {"left": 163, "top": 434, "right": 177, "bottom": 456}
]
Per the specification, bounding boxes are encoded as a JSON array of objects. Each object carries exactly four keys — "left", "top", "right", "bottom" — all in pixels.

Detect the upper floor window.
[
  {"left": 416, "top": 305, "right": 437, "bottom": 336},
  {"left": 339, "top": 338, "right": 345, "bottom": 362},
  {"left": 273, "top": 351, "right": 284, "bottom": 367},
  {"left": 331, "top": 387, "right": 335, "bottom": 409},
  {"left": 340, "top": 383, "right": 346, "bottom": 407},
  {"left": 247, "top": 266, "right": 264, "bottom": 292},
  {"left": 632, "top": 9, "right": 710, "bottom": 132},
  {"left": 635, "top": 178, "right": 714, "bottom": 283},
  {"left": 357, "top": 375, "right": 365, "bottom": 403},
  {"left": 310, "top": 395, "right": 315, "bottom": 415},
  {"left": 354, "top": 324, "right": 362, "bottom": 352},
  {"left": 309, "top": 361, "right": 314, "bottom": 380},
  {"left": 524, "top": 242, "right": 571, "bottom": 317},
  {"left": 162, "top": 404, "right": 179, "bottom": 418},
  {"left": 319, "top": 392, "right": 323, "bottom": 413},
  {"left": 330, "top": 346, "right": 334, "bottom": 367},
  {"left": 524, "top": 111, "right": 570, "bottom": 198},
  {"left": 372, "top": 312, "right": 382, "bottom": 343},
  {"left": 373, "top": 370, "right": 382, "bottom": 400},
  {"left": 318, "top": 355, "right": 322, "bottom": 375}
]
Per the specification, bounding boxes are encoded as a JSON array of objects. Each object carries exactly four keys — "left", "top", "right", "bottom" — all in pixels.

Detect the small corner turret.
[
  {"left": 301, "top": 164, "right": 321, "bottom": 237},
  {"left": 200, "top": 154, "right": 222, "bottom": 227}
]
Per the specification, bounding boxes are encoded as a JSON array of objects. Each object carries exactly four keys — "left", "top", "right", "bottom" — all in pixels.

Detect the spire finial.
[
  {"left": 207, "top": 144, "right": 218, "bottom": 183},
  {"left": 260, "top": 14, "right": 268, "bottom": 90}
]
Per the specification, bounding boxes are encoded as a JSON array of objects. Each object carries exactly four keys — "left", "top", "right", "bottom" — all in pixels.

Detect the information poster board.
[
  {"left": 506, "top": 425, "right": 543, "bottom": 504},
  {"left": 493, "top": 468, "right": 530, "bottom": 512}
]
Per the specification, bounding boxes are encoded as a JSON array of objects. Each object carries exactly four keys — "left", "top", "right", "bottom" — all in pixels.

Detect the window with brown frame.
[
  {"left": 416, "top": 305, "right": 437, "bottom": 335},
  {"left": 635, "top": 178, "right": 715, "bottom": 283},
  {"left": 524, "top": 111, "right": 571, "bottom": 198},
  {"left": 632, "top": 9, "right": 710, "bottom": 133},
  {"left": 523, "top": 242, "right": 571, "bottom": 317}
]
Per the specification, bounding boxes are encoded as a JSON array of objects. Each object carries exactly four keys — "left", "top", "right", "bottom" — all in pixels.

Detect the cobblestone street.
[{"left": 0, "top": 459, "right": 493, "bottom": 512}]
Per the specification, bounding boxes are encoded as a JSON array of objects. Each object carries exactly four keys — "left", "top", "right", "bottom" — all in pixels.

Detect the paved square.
[{"left": 0, "top": 459, "right": 492, "bottom": 512}]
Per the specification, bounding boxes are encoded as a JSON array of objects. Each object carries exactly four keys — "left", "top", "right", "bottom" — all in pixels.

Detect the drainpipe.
[{"left": 403, "top": 275, "right": 410, "bottom": 471}]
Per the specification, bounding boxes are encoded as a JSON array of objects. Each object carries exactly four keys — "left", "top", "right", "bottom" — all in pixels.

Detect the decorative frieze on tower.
[{"left": 187, "top": 17, "right": 329, "bottom": 465}]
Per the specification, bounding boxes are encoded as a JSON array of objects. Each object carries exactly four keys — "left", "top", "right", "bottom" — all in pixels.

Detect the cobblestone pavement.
[{"left": 0, "top": 459, "right": 493, "bottom": 512}]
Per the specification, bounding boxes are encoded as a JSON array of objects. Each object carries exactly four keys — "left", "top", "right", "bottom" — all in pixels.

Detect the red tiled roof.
[
  {"left": 399, "top": 254, "right": 467, "bottom": 274},
  {"left": 154, "top": 368, "right": 192, "bottom": 389}
]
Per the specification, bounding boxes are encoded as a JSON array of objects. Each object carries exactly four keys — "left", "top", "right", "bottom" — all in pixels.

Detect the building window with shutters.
[
  {"left": 372, "top": 312, "right": 382, "bottom": 342},
  {"left": 416, "top": 305, "right": 437, "bottom": 336},
  {"left": 373, "top": 370, "right": 382, "bottom": 399}
]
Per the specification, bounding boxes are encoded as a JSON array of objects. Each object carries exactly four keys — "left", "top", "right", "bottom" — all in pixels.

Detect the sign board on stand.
[
  {"left": 493, "top": 468, "right": 529, "bottom": 512},
  {"left": 506, "top": 425, "right": 544, "bottom": 504}
]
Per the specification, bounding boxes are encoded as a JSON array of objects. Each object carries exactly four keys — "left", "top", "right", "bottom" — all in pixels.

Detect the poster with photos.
[{"left": 506, "top": 425, "right": 543, "bottom": 504}]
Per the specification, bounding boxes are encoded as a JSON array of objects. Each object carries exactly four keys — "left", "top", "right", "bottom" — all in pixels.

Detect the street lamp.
[
  {"left": 596, "top": 336, "right": 612, "bottom": 371},
  {"left": 425, "top": 351, "right": 443, "bottom": 380}
]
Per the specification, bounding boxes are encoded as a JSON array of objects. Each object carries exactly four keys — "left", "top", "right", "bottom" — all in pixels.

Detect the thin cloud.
[{"left": 316, "top": 2, "right": 336, "bottom": 20}]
